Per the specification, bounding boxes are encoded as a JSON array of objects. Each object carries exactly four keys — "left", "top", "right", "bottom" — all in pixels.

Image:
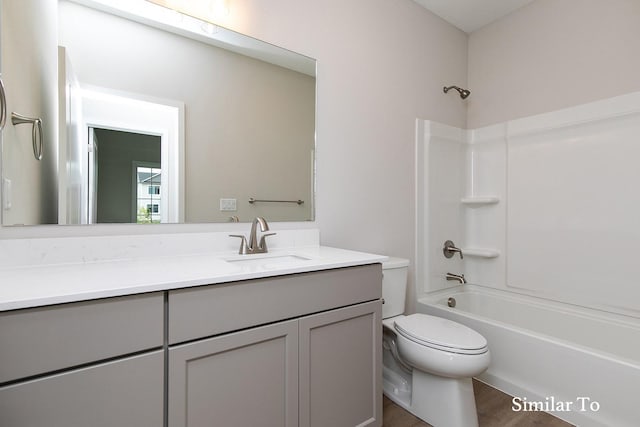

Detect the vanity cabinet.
[
  {"left": 168, "top": 264, "right": 383, "bottom": 427},
  {"left": 0, "top": 293, "right": 165, "bottom": 427},
  {"left": 0, "top": 263, "right": 382, "bottom": 427}
]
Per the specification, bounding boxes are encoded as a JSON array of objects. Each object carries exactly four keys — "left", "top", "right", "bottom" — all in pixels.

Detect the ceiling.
[{"left": 413, "top": 0, "right": 536, "bottom": 33}]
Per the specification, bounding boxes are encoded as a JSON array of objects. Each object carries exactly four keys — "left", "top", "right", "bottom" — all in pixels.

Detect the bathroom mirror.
[{"left": 0, "top": 0, "right": 316, "bottom": 226}]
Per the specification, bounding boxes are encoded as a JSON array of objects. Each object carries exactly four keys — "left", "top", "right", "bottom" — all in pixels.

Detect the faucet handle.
[
  {"left": 229, "top": 234, "right": 248, "bottom": 254},
  {"left": 443, "top": 240, "right": 464, "bottom": 259},
  {"left": 258, "top": 232, "right": 277, "bottom": 251}
]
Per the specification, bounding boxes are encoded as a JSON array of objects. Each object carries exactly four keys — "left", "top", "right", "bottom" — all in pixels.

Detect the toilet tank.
[{"left": 382, "top": 257, "right": 409, "bottom": 319}]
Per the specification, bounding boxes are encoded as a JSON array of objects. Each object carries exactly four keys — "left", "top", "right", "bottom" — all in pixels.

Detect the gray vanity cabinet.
[
  {"left": 168, "top": 319, "right": 299, "bottom": 427},
  {"left": 168, "top": 264, "right": 383, "bottom": 427},
  {"left": 0, "top": 263, "right": 382, "bottom": 426},
  {"left": 0, "top": 293, "right": 164, "bottom": 426}
]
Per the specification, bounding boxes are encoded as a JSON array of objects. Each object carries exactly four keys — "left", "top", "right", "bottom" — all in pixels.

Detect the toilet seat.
[{"left": 394, "top": 314, "right": 488, "bottom": 355}]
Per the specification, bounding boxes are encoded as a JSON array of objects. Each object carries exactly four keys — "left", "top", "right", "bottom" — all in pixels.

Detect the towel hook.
[{"left": 11, "top": 112, "right": 44, "bottom": 160}]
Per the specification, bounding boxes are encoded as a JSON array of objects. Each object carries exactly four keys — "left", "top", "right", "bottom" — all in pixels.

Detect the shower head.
[{"left": 443, "top": 85, "right": 471, "bottom": 99}]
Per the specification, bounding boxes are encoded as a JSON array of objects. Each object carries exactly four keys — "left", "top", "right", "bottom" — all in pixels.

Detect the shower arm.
[{"left": 443, "top": 85, "right": 471, "bottom": 99}]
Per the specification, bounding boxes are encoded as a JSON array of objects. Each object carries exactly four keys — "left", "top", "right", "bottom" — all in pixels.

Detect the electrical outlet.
[
  {"left": 2, "top": 178, "right": 11, "bottom": 210},
  {"left": 219, "top": 198, "right": 237, "bottom": 211}
]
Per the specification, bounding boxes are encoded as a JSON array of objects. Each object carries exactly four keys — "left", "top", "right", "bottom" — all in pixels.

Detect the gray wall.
[{"left": 467, "top": 0, "right": 640, "bottom": 128}]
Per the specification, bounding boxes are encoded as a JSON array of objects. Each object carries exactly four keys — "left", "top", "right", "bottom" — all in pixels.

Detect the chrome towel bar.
[{"left": 249, "top": 198, "right": 304, "bottom": 205}]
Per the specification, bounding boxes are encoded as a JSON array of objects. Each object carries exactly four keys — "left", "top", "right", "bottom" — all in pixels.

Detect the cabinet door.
[
  {"left": 169, "top": 319, "right": 298, "bottom": 427},
  {"left": 299, "top": 300, "right": 382, "bottom": 427},
  {"left": 0, "top": 350, "right": 164, "bottom": 427}
]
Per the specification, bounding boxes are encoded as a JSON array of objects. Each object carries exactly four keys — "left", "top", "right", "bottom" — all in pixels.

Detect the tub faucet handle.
[{"left": 443, "top": 240, "right": 464, "bottom": 259}]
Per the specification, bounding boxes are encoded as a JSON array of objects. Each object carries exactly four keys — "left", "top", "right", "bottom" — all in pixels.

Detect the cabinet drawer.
[
  {"left": 0, "top": 292, "right": 164, "bottom": 384},
  {"left": 169, "top": 264, "right": 382, "bottom": 344},
  {"left": 0, "top": 350, "right": 164, "bottom": 427}
]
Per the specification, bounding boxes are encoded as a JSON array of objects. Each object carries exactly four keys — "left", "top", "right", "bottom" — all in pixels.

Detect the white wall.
[{"left": 467, "top": 0, "right": 640, "bottom": 128}]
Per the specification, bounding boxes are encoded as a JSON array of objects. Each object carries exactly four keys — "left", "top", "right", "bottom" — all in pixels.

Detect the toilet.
[{"left": 382, "top": 257, "right": 490, "bottom": 427}]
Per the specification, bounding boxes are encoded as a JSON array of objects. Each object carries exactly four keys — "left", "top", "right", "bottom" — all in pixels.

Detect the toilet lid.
[{"left": 394, "top": 314, "right": 488, "bottom": 354}]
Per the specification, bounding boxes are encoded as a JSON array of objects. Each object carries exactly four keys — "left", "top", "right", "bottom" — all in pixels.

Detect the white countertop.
[{"left": 0, "top": 245, "right": 387, "bottom": 311}]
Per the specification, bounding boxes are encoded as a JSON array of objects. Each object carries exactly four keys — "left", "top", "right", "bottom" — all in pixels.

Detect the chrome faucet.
[
  {"left": 446, "top": 272, "right": 466, "bottom": 284},
  {"left": 229, "top": 217, "right": 276, "bottom": 254}
]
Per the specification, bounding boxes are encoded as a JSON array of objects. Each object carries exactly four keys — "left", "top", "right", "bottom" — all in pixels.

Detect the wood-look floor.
[{"left": 383, "top": 379, "right": 574, "bottom": 427}]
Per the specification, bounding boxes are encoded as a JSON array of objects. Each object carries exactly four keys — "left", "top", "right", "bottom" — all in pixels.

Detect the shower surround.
[{"left": 415, "top": 91, "right": 640, "bottom": 426}]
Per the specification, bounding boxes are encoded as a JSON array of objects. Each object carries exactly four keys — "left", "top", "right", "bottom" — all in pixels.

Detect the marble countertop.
[{"left": 0, "top": 245, "right": 387, "bottom": 311}]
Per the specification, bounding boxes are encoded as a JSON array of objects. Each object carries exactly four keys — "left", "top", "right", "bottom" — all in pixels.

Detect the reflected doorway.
[
  {"left": 88, "top": 128, "right": 161, "bottom": 223},
  {"left": 74, "top": 86, "right": 184, "bottom": 224}
]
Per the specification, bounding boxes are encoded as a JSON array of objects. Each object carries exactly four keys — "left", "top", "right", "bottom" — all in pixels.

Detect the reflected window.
[{"left": 136, "top": 166, "right": 162, "bottom": 223}]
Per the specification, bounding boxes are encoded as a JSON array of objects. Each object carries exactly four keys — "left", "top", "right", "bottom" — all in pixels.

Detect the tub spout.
[{"left": 446, "top": 272, "right": 466, "bottom": 284}]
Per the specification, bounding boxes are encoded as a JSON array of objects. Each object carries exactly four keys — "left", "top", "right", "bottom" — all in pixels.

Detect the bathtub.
[{"left": 417, "top": 284, "right": 640, "bottom": 427}]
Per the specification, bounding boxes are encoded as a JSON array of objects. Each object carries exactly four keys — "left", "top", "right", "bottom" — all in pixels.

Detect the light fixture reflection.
[{"left": 145, "top": 0, "right": 230, "bottom": 25}]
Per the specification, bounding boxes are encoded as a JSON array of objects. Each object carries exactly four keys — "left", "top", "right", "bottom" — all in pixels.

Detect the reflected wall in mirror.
[
  {"left": 0, "top": 0, "right": 316, "bottom": 226},
  {"left": 0, "top": 0, "right": 58, "bottom": 226}
]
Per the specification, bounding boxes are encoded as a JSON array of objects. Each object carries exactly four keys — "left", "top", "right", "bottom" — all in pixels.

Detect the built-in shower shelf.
[
  {"left": 461, "top": 248, "right": 500, "bottom": 258},
  {"left": 460, "top": 196, "right": 499, "bottom": 206}
]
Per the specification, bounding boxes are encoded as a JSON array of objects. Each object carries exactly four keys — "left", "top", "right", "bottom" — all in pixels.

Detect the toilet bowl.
[{"left": 382, "top": 257, "right": 490, "bottom": 427}]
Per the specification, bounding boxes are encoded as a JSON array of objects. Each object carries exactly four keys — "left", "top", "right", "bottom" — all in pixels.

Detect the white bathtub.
[{"left": 417, "top": 285, "right": 640, "bottom": 427}]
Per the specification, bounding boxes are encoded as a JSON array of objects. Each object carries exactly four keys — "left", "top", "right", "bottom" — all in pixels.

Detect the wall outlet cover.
[
  {"left": 2, "top": 178, "right": 11, "bottom": 210},
  {"left": 219, "top": 198, "right": 237, "bottom": 211}
]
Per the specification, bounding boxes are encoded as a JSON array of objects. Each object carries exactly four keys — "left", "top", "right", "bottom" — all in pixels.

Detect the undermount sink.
[{"left": 223, "top": 253, "right": 313, "bottom": 269}]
